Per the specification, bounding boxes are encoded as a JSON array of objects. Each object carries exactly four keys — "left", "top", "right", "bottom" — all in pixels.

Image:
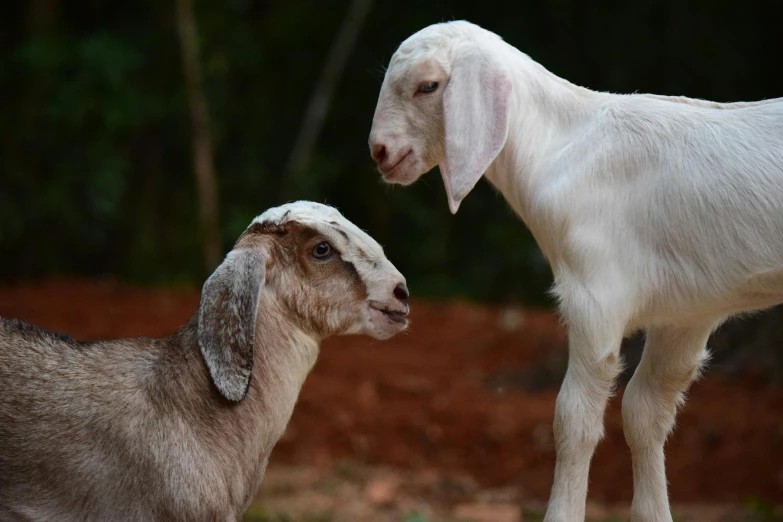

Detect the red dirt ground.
[{"left": 1, "top": 279, "right": 781, "bottom": 505}]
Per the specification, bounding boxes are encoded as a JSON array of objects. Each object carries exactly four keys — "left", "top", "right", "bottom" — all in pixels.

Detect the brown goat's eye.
[
  {"left": 417, "top": 81, "right": 439, "bottom": 94},
  {"left": 312, "top": 242, "right": 333, "bottom": 259}
]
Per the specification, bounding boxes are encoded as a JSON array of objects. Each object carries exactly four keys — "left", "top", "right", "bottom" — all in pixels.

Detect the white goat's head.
[
  {"left": 369, "top": 21, "right": 512, "bottom": 213},
  {"left": 198, "top": 201, "right": 409, "bottom": 401}
]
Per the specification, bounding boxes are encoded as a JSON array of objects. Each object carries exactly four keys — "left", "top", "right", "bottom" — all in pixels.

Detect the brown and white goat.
[{"left": 0, "top": 201, "right": 409, "bottom": 522}]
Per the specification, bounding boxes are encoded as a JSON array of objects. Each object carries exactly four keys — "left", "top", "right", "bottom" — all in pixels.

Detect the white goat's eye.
[
  {"left": 417, "top": 81, "right": 439, "bottom": 94},
  {"left": 312, "top": 242, "right": 333, "bottom": 259}
]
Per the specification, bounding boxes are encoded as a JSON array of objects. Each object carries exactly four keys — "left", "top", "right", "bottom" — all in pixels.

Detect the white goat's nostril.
[{"left": 371, "top": 143, "right": 387, "bottom": 165}]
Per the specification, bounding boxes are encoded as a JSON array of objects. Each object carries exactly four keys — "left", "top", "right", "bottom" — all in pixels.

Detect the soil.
[{"left": 1, "top": 279, "right": 781, "bottom": 513}]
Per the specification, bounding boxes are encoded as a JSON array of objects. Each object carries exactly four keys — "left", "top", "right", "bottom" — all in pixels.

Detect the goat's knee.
[
  {"left": 554, "top": 351, "right": 623, "bottom": 457},
  {"left": 621, "top": 376, "right": 680, "bottom": 452},
  {"left": 622, "top": 340, "right": 707, "bottom": 451}
]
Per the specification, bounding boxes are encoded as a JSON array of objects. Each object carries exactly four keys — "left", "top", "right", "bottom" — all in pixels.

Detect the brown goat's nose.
[
  {"left": 393, "top": 282, "right": 409, "bottom": 305},
  {"left": 371, "top": 143, "right": 387, "bottom": 165}
]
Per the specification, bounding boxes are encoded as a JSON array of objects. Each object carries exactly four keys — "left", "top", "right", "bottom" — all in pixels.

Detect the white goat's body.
[
  {"left": 493, "top": 92, "right": 783, "bottom": 328},
  {"left": 368, "top": 21, "right": 783, "bottom": 522},
  {"left": 493, "top": 87, "right": 783, "bottom": 521}
]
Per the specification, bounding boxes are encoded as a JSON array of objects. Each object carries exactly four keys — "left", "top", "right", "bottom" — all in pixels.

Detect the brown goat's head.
[{"left": 197, "top": 201, "right": 409, "bottom": 401}]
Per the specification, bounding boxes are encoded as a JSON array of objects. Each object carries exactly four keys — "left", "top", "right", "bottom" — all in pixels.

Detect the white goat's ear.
[
  {"left": 198, "top": 248, "right": 265, "bottom": 402},
  {"left": 441, "top": 43, "right": 512, "bottom": 214}
]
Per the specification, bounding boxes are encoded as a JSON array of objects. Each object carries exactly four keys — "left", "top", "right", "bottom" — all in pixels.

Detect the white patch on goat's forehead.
[
  {"left": 250, "top": 201, "right": 385, "bottom": 259},
  {"left": 253, "top": 201, "right": 342, "bottom": 224}
]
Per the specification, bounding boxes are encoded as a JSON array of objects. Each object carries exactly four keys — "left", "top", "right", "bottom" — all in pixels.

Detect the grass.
[{"left": 744, "top": 498, "right": 783, "bottom": 522}]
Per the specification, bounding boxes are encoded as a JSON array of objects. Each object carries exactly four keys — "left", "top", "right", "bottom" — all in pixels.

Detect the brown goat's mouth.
[
  {"left": 369, "top": 302, "right": 409, "bottom": 324},
  {"left": 378, "top": 308, "right": 407, "bottom": 323}
]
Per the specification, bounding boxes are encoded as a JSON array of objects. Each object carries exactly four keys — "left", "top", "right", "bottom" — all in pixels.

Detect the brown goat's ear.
[{"left": 197, "top": 248, "right": 265, "bottom": 402}]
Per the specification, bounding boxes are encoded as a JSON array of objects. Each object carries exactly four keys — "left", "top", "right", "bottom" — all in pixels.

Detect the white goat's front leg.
[
  {"left": 622, "top": 324, "right": 712, "bottom": 522},
  {"left": 544, "top": 294, "right": 626, "bottom": 522}
]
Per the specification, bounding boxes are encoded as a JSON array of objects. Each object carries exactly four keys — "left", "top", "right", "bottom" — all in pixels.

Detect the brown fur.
[{"left": 0, "top": 204, "right": 407, "bottom": 522}]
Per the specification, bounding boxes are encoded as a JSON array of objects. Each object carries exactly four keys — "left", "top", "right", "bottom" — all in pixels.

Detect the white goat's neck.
[{"left": 483, "top": 42, "right": 608, "bottom": 224}]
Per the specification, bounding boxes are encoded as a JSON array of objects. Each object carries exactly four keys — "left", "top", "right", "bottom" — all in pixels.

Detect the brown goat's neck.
[
  {"left": 163, "top": 308, "right": 320, "bottom": 510},
  {"left": 246, "top": 306, "right": 321, "bottom": 449}
]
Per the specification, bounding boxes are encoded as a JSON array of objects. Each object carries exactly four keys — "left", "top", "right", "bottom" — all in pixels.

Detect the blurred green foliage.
[{"left": 1, "top": 0, "right": 781, "bottom": 304}]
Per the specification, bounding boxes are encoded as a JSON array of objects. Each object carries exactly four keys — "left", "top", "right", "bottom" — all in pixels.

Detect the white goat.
[
  {"left": 0, "top": 201, "right": 410, "bottom": 522},
  {"left": 368, "top": 20, "right": 783, "bottom": 522}
]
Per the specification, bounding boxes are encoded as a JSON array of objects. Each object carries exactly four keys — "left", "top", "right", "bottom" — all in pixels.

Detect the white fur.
[{"left": 369, "top": 21, "right": 783, "bottom": 522}]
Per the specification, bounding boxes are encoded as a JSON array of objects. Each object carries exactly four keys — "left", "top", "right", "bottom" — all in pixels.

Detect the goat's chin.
[{"left": 384, "top": 169, "right": 421, "bottom": 186}]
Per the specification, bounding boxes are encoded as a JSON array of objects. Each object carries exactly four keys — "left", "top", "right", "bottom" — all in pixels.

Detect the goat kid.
[
  {"left": 0, "top": 201, "right": 410, "bottom": 522},
  {"left": 369, "top": 20, "right": 783, "bottom": 522}
]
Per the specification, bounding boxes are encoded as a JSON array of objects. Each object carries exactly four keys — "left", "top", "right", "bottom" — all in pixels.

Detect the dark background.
[
  {"left": 4, "top": 0, "right": 782, "bottom": 380},
  {"left": 3, "top": 0, "right": 781, "bottom": 302}
]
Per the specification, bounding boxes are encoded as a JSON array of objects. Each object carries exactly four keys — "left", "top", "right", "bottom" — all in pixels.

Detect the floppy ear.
[
  {"left": 198, "top": 248, "right": 266, "bottom": 402},
  {"left": 441, "top": 43, "right": 512, "bottom": 214}
]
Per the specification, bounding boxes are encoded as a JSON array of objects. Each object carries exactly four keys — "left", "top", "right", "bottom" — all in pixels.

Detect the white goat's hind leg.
[
  {"left": 544, "top": 306, "right": 625, "bottom": 522},
  {"left": 622, "top": 324, "right": 713, "bottom": 522}
]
